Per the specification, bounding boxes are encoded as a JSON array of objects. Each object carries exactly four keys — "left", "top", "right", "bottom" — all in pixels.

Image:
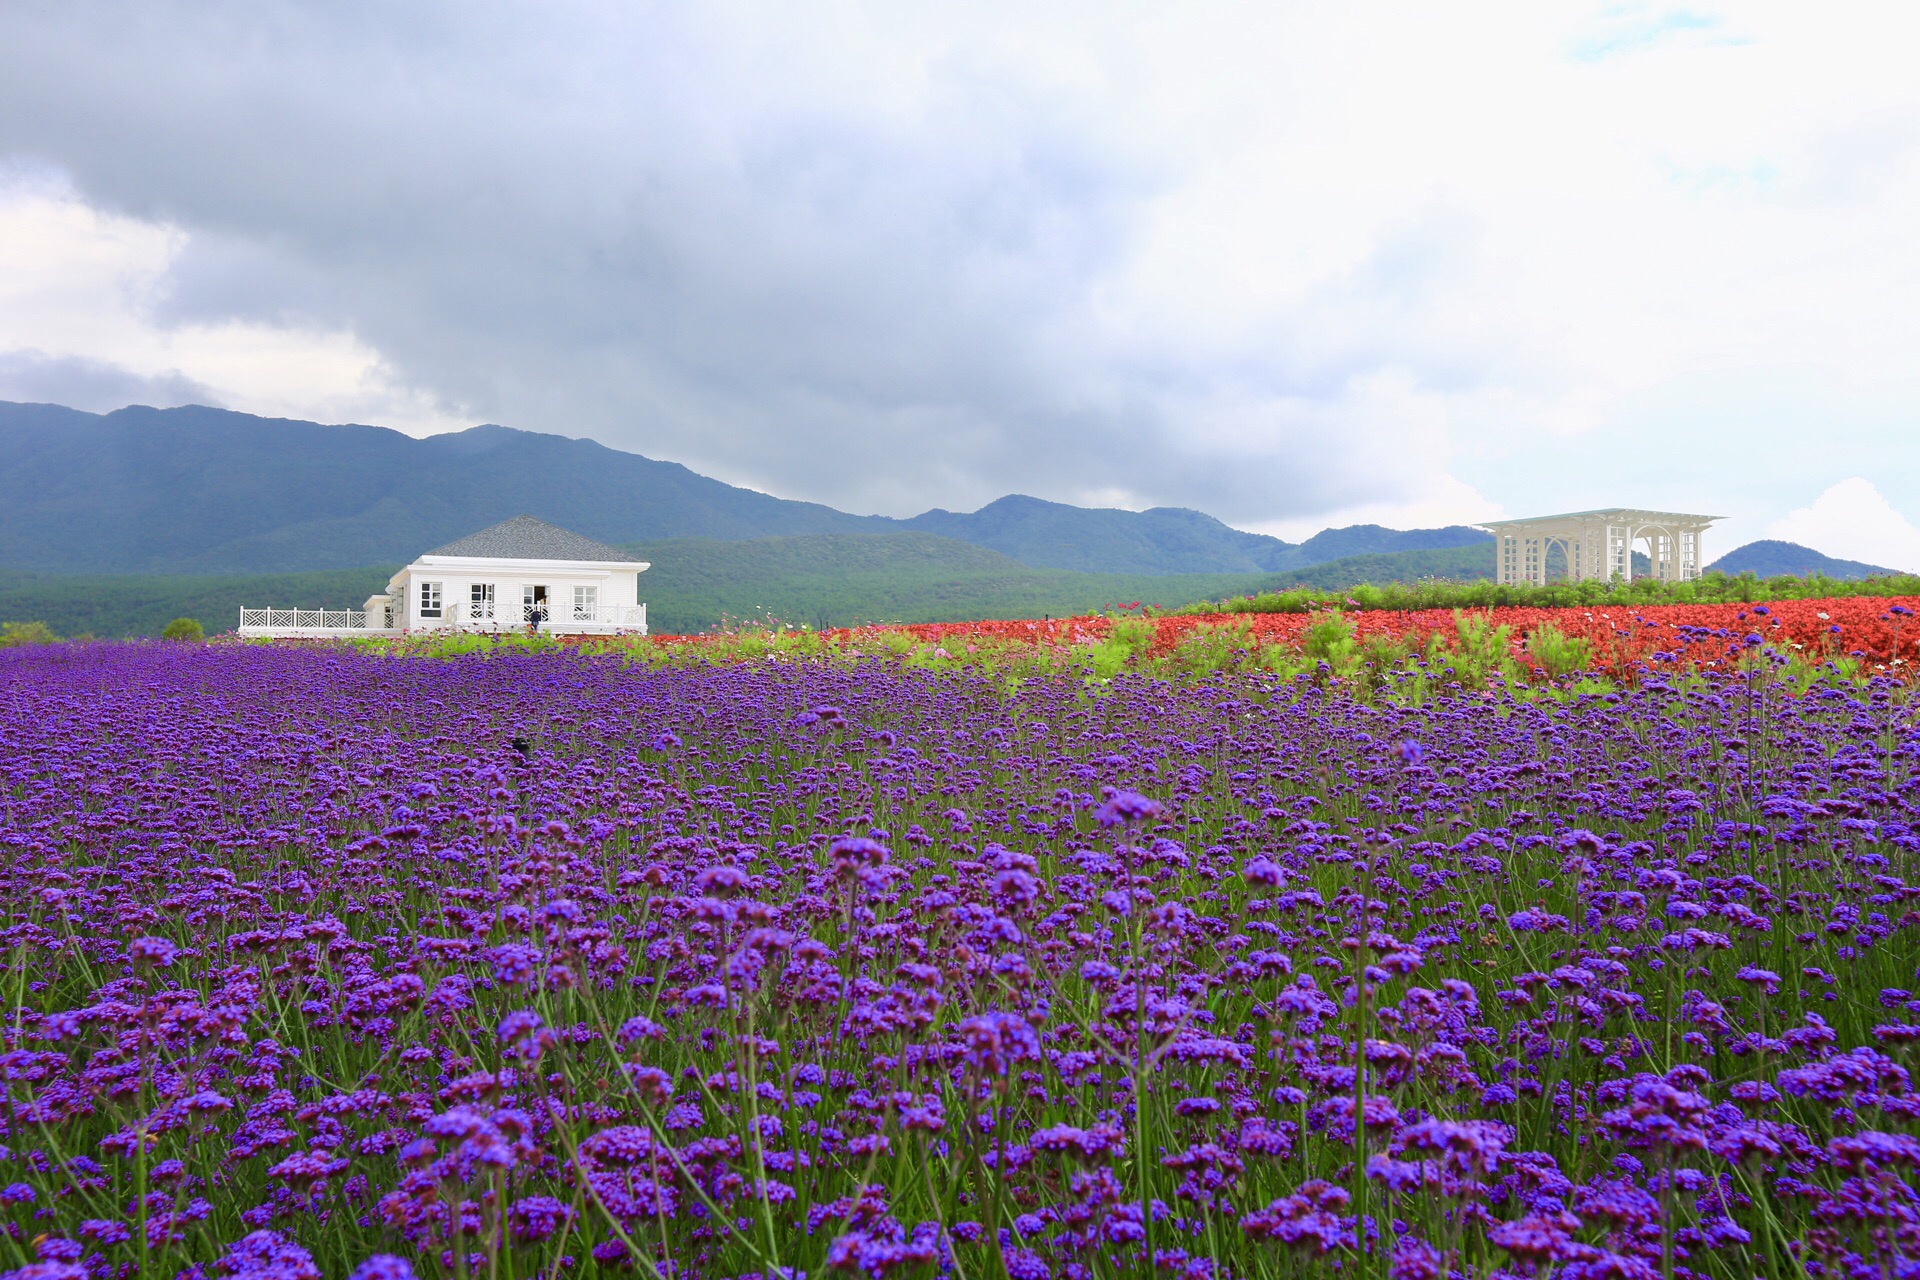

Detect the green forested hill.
[
  {"left": 1707, "top": 539, "right": 1896, "bottom": 579},
  {"left": 1275, "top": 543, "right": 1492, "bottom": 589},
  {"left": 0, "top": 566, "right": 399, "bottom": 639}
]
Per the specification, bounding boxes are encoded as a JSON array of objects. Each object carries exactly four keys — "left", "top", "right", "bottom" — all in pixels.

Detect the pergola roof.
[{"left": 1474, "top": 508, "right": 1722, "bottom": 530}]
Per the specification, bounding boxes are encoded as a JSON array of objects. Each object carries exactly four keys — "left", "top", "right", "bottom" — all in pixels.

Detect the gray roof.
[{"left": 423, "top": 516, "right": 644, "bottom": 563}]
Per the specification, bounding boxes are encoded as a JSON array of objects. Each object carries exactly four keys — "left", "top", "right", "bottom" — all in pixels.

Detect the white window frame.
[
  {"left": 470, "top": 582, "right": 496, "bottom": 619},
  {"left": 419, "top": 581, "right": 443, "bottom": 618},
  {"left": 572, "top": 584, "right": 598, "bottom": 621}
]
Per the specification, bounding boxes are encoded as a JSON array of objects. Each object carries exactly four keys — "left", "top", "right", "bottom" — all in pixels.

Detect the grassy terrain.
[
  {"left": 617, "top": 534, "right": 1263, "bottom": 631},
  {"left": 0, "top": 566, "right": 397, "bottom": 639},
  {"left": 0, "top": 535, "right": 1498, "bottom": 638},
  {"left": 9, "top": 525, "right": 1915, "bottom": 642},
  {"left": 1260, "top": 542, "right": 1490, "bottom": 588}
]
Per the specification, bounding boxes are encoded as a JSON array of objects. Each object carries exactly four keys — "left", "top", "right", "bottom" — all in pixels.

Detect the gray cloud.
[
  {"left": 0, "top": 348, "right": 219, "bottom": 414},
  {"left": 0, "top": 2, "right": 1465, "bottom": 523}
]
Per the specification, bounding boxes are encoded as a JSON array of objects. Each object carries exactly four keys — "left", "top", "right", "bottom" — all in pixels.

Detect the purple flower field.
[{"left": 2, "top": 642, "right": 1918, "bottom": 1279}]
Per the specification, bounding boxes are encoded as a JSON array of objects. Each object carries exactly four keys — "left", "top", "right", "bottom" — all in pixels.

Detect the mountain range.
[
  {"left": 0, "top": 401, "right": 1900, "bottom": 594},
  {"left": 0, "top": 401, "right": 1489, "bottom": 576}
]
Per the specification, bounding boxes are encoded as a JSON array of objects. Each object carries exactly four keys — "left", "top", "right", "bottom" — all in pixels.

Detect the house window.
[
  {"left": 522, "top": 585, "right": 549, "bottom": 623},
  {"left": 419, "top": 581, "right": 443, "bottom": 618},
  {"left": 470, "top": 583, "right": 495, "bottom": 618},
  {"left": 572, "top": 585, "right": 598, "bottom": 620}
]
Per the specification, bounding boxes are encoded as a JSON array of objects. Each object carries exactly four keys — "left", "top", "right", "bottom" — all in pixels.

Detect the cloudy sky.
[{"left": 2, "top": 2, "right": 1918, "bottom": 566}]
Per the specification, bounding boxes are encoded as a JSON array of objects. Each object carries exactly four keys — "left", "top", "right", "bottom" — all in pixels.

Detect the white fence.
[
  {"left": 238, "top": 608, "right": 384, "bottom": 635},
  {"left": 238, "top": 602, "right": 647, "bottom": 636}
]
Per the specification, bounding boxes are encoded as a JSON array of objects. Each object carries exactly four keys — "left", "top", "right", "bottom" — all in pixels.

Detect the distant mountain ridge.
[
  {"left": 0, "top": 401, "right": 1492, "bottom": 576},
  {"left": 899, "top": 494, "right": 1489, "bottom": 575},
  {"left": 1707, "top": 540, "right": 1899, "bottom": 580},
  {"left": 0, "top": 404, "right": 876, "bottom": 573}
]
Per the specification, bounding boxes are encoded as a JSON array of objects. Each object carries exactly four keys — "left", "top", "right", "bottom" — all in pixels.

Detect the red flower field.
[{"left": 652, "top": 597, "right": 1920, "bottom": 675}]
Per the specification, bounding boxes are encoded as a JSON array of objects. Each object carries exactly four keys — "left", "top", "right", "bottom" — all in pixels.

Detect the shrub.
[
  {"left": 1085, "top": 615, "right": 1158, "bottom": 679},
  {"left": 1525, "top": 622, "right": 1592, "bottom": 680},
  {"left": 161, "top": 617, "right": 206, "bottom": 642},
  {"left": 1165, "top": 617, "right": 1257, "bottom": 676},
  {"left": 0, "top": 620, "right": 57, "bottom": 647},
  {"left": 1447, "top": 610, "right": 1522, "bottom": 688},
  {"left": 1353, "top": 633, "right": 1416, "bottom": 696},
  {"left": 1300, "top": 610, "right": 1361, "bottom": 676},
  {"left": 1186, "top": 568, "right": 1920, "bottom": 617}
]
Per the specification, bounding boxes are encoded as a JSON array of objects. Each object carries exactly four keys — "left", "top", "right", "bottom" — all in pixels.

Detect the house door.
[{"left": 523, "top": 584, "right": 549, "bottom": 624}]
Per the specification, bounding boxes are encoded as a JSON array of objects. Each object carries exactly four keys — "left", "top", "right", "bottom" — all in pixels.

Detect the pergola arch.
[{"left": 1474, "top": 509, "right": 1720, "bottom": 586}]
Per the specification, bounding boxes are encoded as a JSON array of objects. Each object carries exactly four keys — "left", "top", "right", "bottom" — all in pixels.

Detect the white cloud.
[
  {"left": 1250, "top": 475, "right": 1507, "bottom": 544},
  {"left": 0, "top": 177, "right": 470, "bottom": 432},
  {"left": 0, "top": 349, "right": 216, "bottom": 413},
  {"left": 1, "top": 3, "right": 1919, "bottom": 530},
  {"left": 1767, "top": 478, "right": 1920, "bottom": 572}
]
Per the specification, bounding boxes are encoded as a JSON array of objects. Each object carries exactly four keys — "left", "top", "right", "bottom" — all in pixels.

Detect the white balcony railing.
[
  {"left": 565, "top": 604, "right": 649, "bottom": 629},
  {"left": 460, "top": 603, "right": 648, "bottom": 631},
  {"left": 464, "top": 610, "right": 652, "bottom": 633}
]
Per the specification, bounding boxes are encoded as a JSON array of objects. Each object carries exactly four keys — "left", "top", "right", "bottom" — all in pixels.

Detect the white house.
[{"left": 239, "top": 516, "right": 651, "bottom": 637}]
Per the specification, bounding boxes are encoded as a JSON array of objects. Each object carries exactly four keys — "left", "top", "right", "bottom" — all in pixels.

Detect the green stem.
[
  {"left": 1353, "top": 887, "right": 1370, "bottom": 1265},
  {"left": 1130, "top": 908, "right": 1155, "bottom": 1272}
]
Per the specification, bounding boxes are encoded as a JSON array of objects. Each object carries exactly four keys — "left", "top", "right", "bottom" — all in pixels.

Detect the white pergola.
[{"left": 1474, "top": 508, "right": 1721, "bottom": 586}]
